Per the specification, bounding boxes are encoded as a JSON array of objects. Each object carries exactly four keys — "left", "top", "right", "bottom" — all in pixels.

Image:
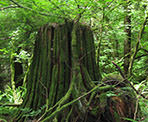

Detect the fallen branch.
[{"left": 112, "top": 61, "right": 147, "bottom": 99}]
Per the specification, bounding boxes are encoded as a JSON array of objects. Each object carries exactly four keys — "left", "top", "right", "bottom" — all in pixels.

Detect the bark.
[
  {"left": 13, "top": 22, "right": 137, "bottom": 122},
  {"left": 124, "top": 0, "right": 131, "bottom": 76},
  {"left": 13, "top": 22, "right": 100, "bottom": 122}
]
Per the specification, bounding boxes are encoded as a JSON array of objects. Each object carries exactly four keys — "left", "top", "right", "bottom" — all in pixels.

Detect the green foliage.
[
  {"left": 123, "top": 118, "right": 138, "bottom": 122},
  {"left": 15, "top": 50, "right": 30, "bottom": 63},
  {"left": 0, "top": 86, "right": 26, "bottom": 104},
  {"left": 0, "top": 106, "right": 18, "bottom": 117},
  {"left": 139, "top": 98, "right": 148, "bottom": 121},
  {"left": 0, "top": 0, "right": 148, "bottom": 121},
  {"left": 106, "top": 91, "right": 118, "bottom": 97},
  {"left": 0, "top": 86, "right": 27, "bottom": 120},
  {"left": 134, "top": 80, "right": 148, "bottom": 121},
  {"left": 21, "top": 105, "right": 46, "bottom": 117}
]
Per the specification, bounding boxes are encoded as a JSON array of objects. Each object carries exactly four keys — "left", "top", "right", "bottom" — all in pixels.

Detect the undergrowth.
[{"left": 0, "top": 79, "right": 148, "bottom": 122}]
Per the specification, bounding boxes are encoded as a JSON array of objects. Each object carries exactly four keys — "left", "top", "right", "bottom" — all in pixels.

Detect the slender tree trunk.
[{"left": 124, "top": 0, "right": 131, "bottom": 76}]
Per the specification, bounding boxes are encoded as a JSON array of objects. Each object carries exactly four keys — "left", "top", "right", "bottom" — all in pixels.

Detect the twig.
[
  {"left": 10, "top": 0, "right": 23, "bottom": 8},
  {"left": 48, "top": 0, "right": 65, "bottom": 15},
  {"left": 140, "top": 48, "right": 148, "bottom": 53},
  {"left": 48, "top": 0, "right": 71, "bottom": 20},
  {"left": 135, "top": 54, "right": 148, "bottom": 59},
  {"left": 0, "top": 103, "right": 21, "bottom": 107},
  {"left": 74, "top": 7, "right": 87, "bottom": 24},
  {"left": 134, "top": 97, "right": 139, "bottom": 120},
  {"left": 0, "top": 5, "right": 19, "bottom": 11},
  {"left": 112, "top": 61, "right": 147, "bottom": 99},
  {"left": 112, "top": 61, "right": 125, "bottom": 79}
]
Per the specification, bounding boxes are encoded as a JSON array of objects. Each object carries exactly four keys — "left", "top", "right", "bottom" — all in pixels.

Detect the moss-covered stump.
[
  {"left": 12, "top": 22, "right": 137, "bottom": 122},
  {"left": 12, "top": 22, "right": 100, "bottom": 122}
]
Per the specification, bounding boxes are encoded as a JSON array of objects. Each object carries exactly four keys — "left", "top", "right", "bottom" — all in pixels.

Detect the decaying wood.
[{"left": 13, "top": 22, "right": 138, "bottom": 122}]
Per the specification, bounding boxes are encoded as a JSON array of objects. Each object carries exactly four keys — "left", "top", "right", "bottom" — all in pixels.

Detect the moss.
[{"left": 102, "top": 73, "right": 125, "bottom": 87}]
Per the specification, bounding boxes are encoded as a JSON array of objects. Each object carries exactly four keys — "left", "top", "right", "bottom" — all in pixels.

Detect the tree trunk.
[
  {"left": 124, "top": 0, "right": 131, "bottom": 76},
  {"left": 13, "top": 22, "right": 137, "bottom": 122},
  {"left": 13, "top": 22, "right": 99, "bottom": 122}
]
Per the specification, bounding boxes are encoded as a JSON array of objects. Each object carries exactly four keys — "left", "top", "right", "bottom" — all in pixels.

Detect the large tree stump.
[{"left": 13, "top": 22, "right": 137, "bottom": 122}]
